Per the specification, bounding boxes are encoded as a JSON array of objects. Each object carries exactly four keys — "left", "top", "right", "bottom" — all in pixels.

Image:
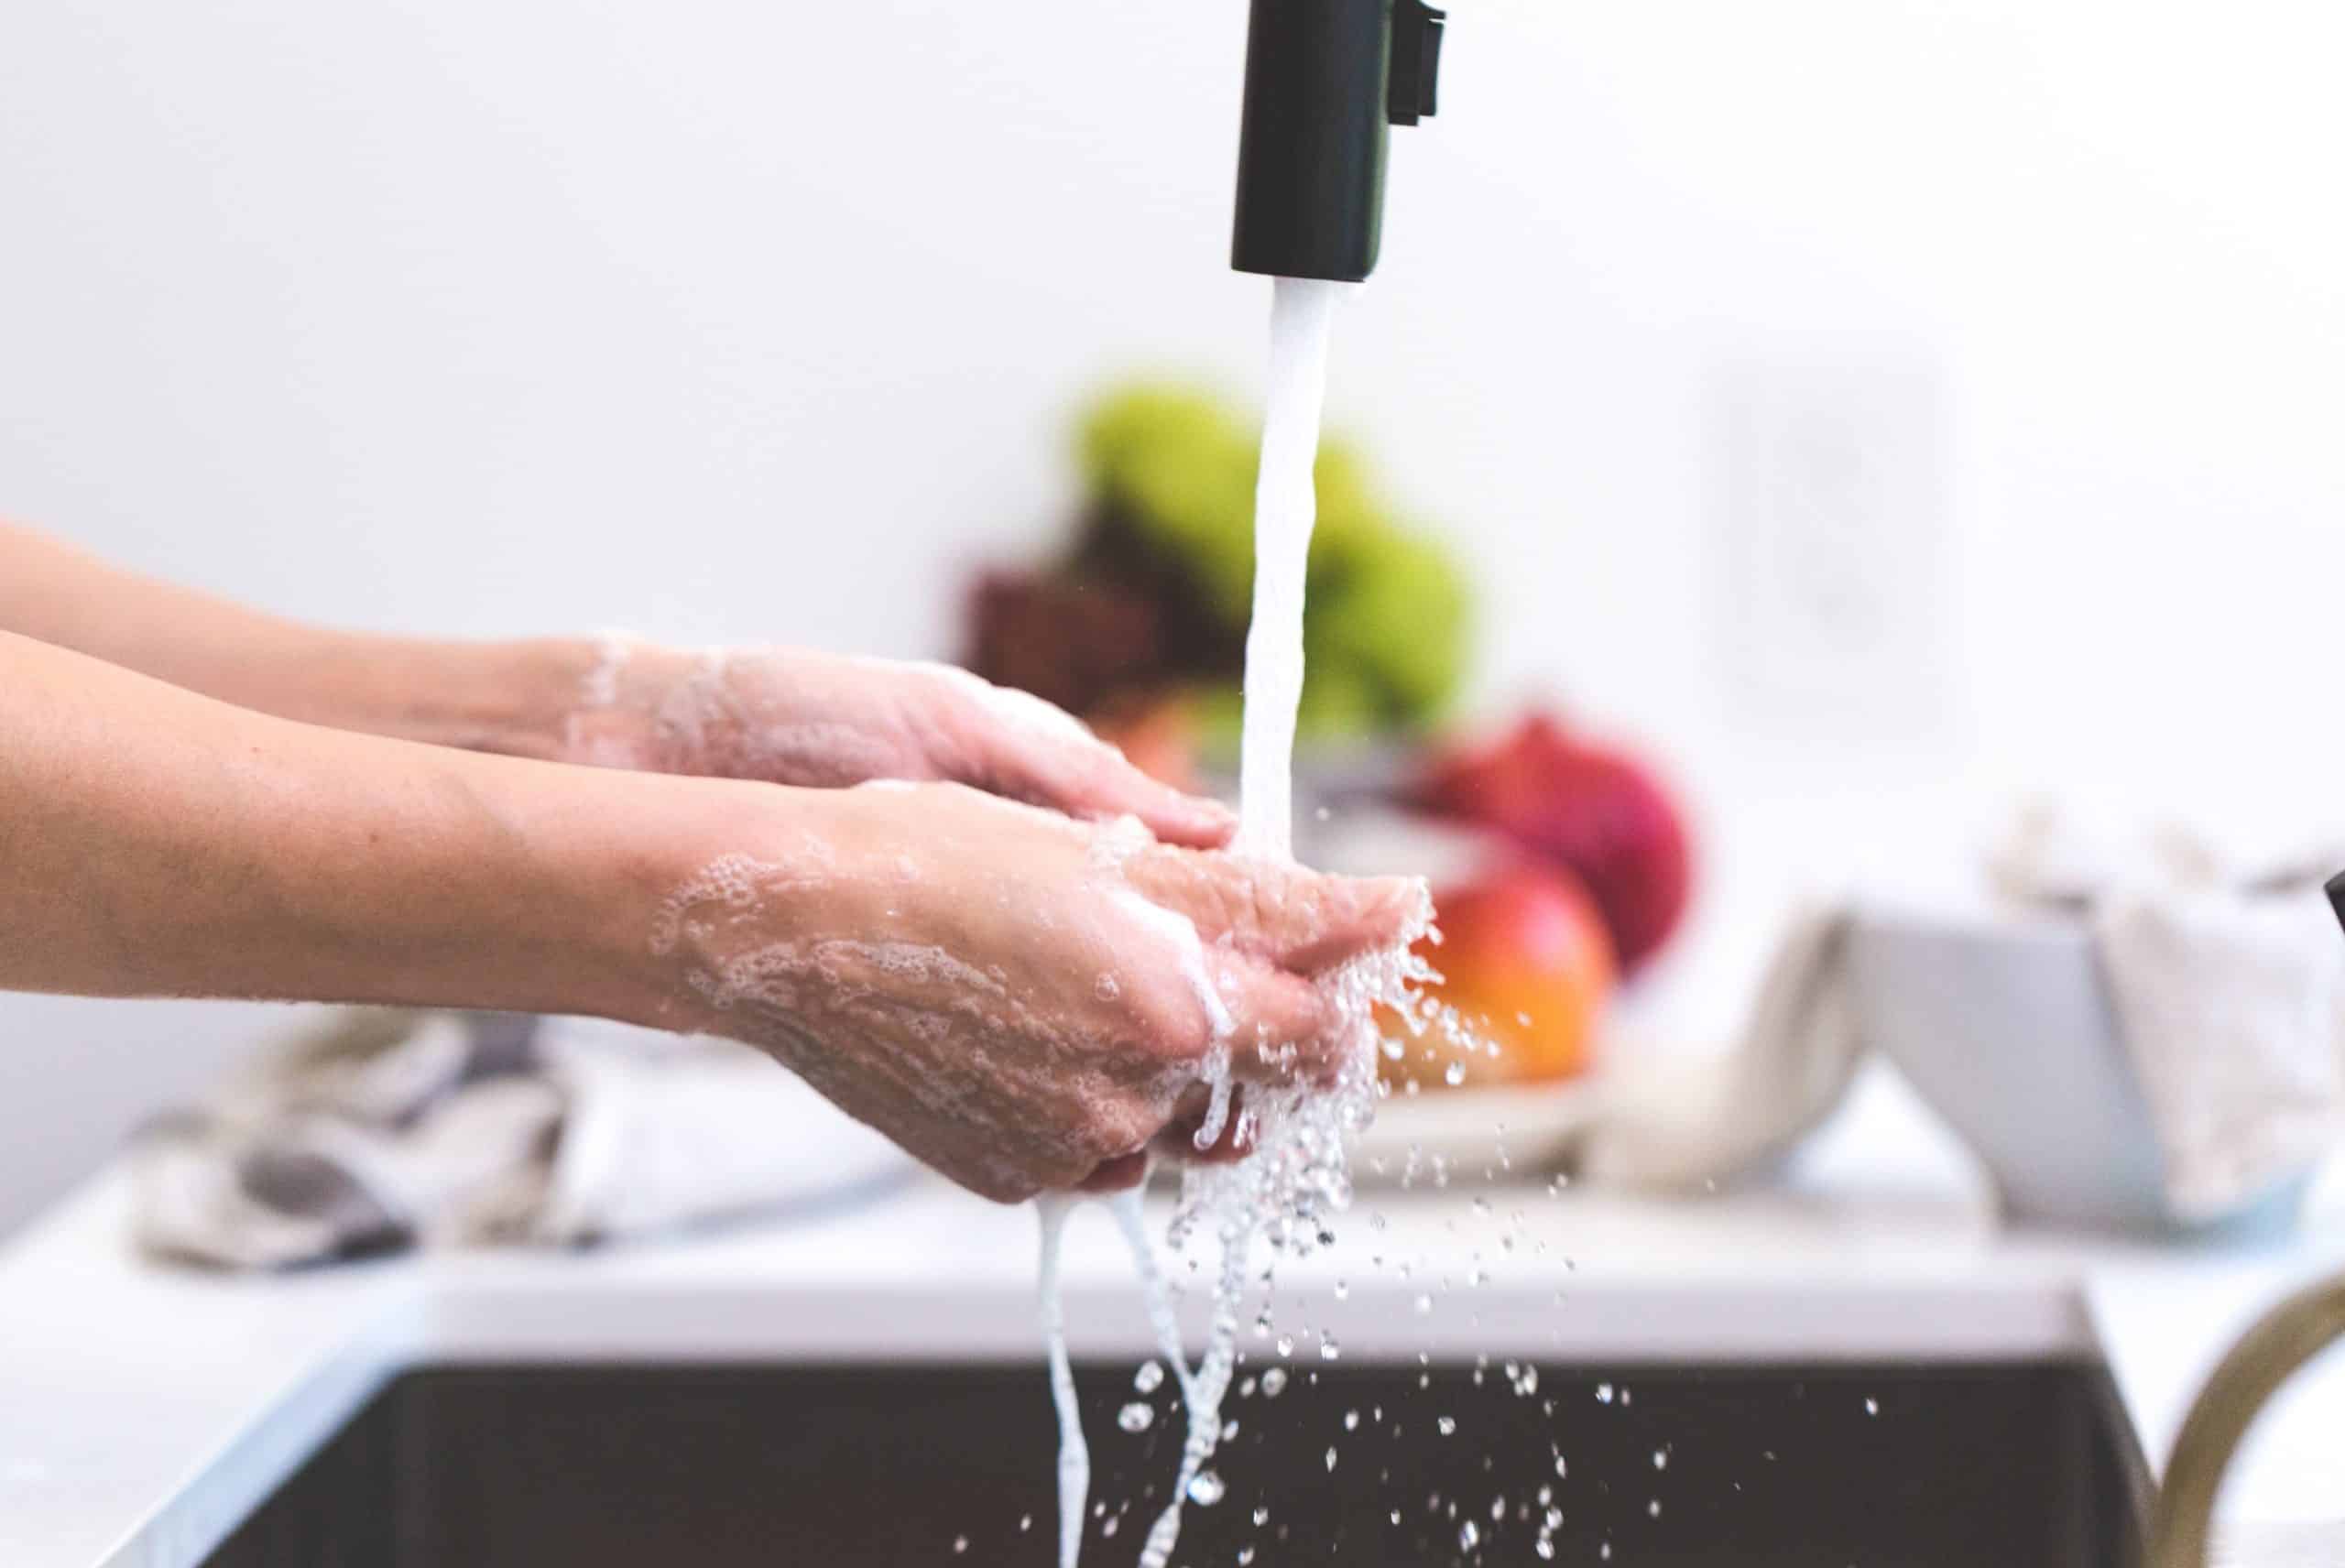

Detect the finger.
[
  {"left": 1276, "top": 871, "right": 1426, "bottom": 971},
  {"left": 1076, "top": 1149, "right": 1152, "bottom": 1193},
  {"left": 1025, "top": 738, "right": 1237, "bottom": 849},
  {"left": 1216, "top": 963, "right": 1347, "bottom": 1085},
  {"left": 943, "top": 674, "right": 1237, "bottom": 849},
  {"left": 1156, "top": 1084, "right": 1257, "bottom": 1164},
  {"left": 1128, "top": 850, "right": 1427, "bottom": 974}
]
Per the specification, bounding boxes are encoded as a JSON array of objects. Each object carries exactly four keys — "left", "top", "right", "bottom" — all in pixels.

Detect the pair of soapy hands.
[{"left": 576, "top": 645, "right": 1422, "bottom": 1203}]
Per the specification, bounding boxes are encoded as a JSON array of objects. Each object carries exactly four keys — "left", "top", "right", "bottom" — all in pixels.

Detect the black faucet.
[{"left": 1231, "top": 0, "right": 1446, "bottom": 283}]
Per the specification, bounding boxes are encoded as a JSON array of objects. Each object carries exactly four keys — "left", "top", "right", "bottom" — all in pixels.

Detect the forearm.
[
  {"left": 0, "top": 521, "right": 592, "bottom": 757},
  {"left": 0, "top": 627, "right": 707, "bottom": 1021}
]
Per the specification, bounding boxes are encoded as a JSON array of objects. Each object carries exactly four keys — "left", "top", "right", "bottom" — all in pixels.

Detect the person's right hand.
[{"left": 649, "top": 782, "right": 1424, "bottom": 1203}]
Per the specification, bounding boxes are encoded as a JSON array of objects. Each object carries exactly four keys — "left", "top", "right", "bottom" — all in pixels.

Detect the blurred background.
[{"left": 3, "top": 0, "right": 2343, "bottom": 1236}]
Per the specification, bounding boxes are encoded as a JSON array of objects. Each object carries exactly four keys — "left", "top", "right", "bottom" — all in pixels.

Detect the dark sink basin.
[{"left": 202, "top": 1359, "right": 2144, "bottom": 1567}]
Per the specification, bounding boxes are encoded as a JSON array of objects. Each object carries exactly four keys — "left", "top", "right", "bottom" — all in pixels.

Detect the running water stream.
[
  {"left": 1234, "top": 277, "right": 1347, "bottom": 859},
  {"left": 1035, "top": 278, "right": 1432, "bottom": 1568}
]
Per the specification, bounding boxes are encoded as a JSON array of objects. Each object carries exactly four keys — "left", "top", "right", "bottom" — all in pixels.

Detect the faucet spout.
[
  {"left": 1231, "top": 0, "right": 1445, "bottom": 283},
  {"left": 2148, "top": 1270, "right": 2345, "bottom": 1567}
]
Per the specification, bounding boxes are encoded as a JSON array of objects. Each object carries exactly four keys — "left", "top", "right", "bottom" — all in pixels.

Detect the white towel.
[
  {"left": 133, "top": 1010, "right": 911, "bottom": 1269},
  {"left": 1562, "top": 808, "right": 2345, "bottom": 1213},
  {"left": 1562, "top": 908, "right": 1862, "bottom": 1192},
  {"left": 1992, "top": 806, "right": 2345, "bottom": 1222}
]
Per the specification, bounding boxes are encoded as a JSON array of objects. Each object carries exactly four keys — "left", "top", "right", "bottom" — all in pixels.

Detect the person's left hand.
[{"left": 558, "top": 642, "right": 1235, "bottom": 848}]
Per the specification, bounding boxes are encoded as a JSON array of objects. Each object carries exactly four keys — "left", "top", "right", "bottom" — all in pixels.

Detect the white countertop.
[{"left": 3, "top": 1066, "right": 2342, "bottom": 1568}]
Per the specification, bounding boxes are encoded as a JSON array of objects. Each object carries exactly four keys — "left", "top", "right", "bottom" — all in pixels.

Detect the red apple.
[
  {"left": 1382, "top": 860, "right": 1616, "bottom": 1089},
  {"left": 1414, "top": 712, "right": 1692, "bottom": 975}
]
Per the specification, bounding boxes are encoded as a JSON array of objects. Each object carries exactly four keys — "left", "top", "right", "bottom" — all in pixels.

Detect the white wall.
[{"left": 4, "top": 1, "right": 2342, "bottom": 1234}]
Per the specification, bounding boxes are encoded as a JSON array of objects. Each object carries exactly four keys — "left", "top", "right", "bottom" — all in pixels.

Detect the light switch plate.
[{"left": 1709, "top": 349, "right": 1955, "bottom": 737}]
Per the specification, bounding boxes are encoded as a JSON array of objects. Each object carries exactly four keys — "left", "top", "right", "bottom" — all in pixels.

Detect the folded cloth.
[
  {"left": 1558, "top": 806, "right": 2345, "bottom": 1210},
  {"left": 1992, "top": 805, "right": 2345, "bottom": 1222},
  {"left": 133, "top": 1011, "right": 911, "bottom": 1269},
  {"left": 1559, "top": 908, "right": 1863, "bottom": 1192}
]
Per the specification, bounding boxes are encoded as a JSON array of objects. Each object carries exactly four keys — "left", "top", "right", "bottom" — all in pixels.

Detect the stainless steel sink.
[{"left": 201, "top": 1358, "right": 2147, "bottom": 1567}]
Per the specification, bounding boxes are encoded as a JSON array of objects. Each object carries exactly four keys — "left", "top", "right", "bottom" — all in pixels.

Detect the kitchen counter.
[{"left": 3, "top": 1066, "right": 2341, "bottom": 1568}]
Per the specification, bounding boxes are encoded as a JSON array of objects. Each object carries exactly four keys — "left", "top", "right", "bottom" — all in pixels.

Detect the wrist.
[
  {"left": 548, "top": 769, "right": 839, "bottom": 1034},
  {"left": 306, "top": 633, "right": 603, "bottom": 761}
]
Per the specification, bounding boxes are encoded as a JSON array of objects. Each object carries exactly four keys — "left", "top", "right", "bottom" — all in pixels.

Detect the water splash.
[
  {"left": 1035, "top": 274, "right": 1440, "bottom": 1568},
  {"left": 1036, "top": 1197, "right": 1090, "bottom": 1568}
]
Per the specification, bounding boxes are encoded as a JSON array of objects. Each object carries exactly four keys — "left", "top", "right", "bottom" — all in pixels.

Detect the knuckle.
[
  {"left": 1078, "top": 1098, "right": 1157, "bottom": 1163},
  {"left": 1129, "top": 986, "right": 1210, "bottom": 1064},
  {"left": 974, "top": 1169, "right": 1040, "bottom": 1205}
]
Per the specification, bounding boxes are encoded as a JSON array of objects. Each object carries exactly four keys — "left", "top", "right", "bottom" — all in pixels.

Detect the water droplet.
[
  {"left": 1865, "top": 1397, "right": 1881, "bottom": 1416},
  {"left": 1458, "top": 1520, "right": 1480, "bottom": 1551},
  {"left": 1554, "top": 1454, "right": 1569, "bottom": 1479},
  {"left": 1649, "top": 1499, "right": 1663, "bottom": 1519},
  {"left": 1595, "top": 1383, "right": 1615, "bottom": 1404},
  {"left": 1274, "top": 1334, "right": 1296, "bottom": 1358},
  {"left": 1133, "top": 1361, "right": 1164, "bottom": 1393},
  {"left": 1652, "top": 1448, "right": 1669, "bottom": 1470},
  {"left": 1444, "top": 1061, "right": 1467, "bottom": 1086},
  {"left": 1101, "top": 1516, "right": 1119, "bottom": 1538},
  {"left": 1546, "top": 1507, "right": 1564, "bottom": 1529},
  {"left": 1252, "top": 1507, "right": 1271, "bottom": 1527},
  {"left": 1334, "top": 1278, "right": 1349, "bottom": 1300},
  {"left": 952, "top": 1536, "right": 968, "bottom": 1553},
  {"left": 1325, "top": 1446, "right": 1338, "bottom": 1472},
  {"left": 1260, "top": 1367, "right": 1289, "bottom": 1398},
  {"left": 1019, "top": 1515, "right": 1031, "bottom": 1533},
  {"left": 1437, "top": 1416, "right": 1457, "bottom": 1436},
  {"left": 1187, "top": 1470, "right": 1226, "bottom": 1508},
  {"left": 1238, "top": 1550, "right": 1256, "bottom": 1566},
  {"left": 1118, "top": 1402, "right": 1155, "bottom": 1433},
  {"left": 1536, "top": 1540, "right": 1555, "bottom": 1560},
  {"left": 1344, "top": 1409, "right": 1360, "bottom": 1431},
  {"left": 1319, "top": 1338, "right": 1342, "bottom": 1362},
  {"left": 1413, "top": 1292, "right": 1434, "bottom": 1315},
  {"left": 1471, "top": 1196, "right": 1492, "bottom": 1216}
]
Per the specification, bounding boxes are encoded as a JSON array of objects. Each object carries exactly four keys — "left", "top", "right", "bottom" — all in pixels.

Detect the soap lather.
[{"left": 1231, "top": 0, "right": 1445, "bottom": 283}]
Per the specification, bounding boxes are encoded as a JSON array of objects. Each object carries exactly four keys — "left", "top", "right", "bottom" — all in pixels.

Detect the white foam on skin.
[{"left": 1107, "top": 887, "right": 1236, "bottom": 1044}]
